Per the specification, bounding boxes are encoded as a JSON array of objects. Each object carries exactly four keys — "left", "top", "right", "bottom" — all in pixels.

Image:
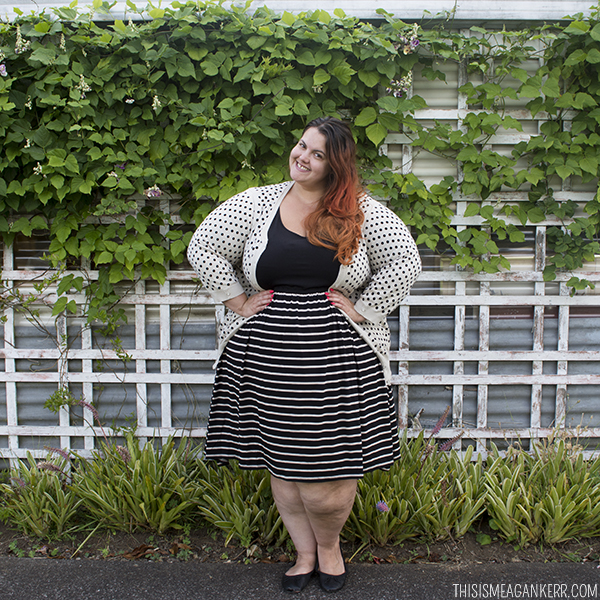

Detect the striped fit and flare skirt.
[{"left": 204, "top": 291, "right": 401, "bottom": 481}]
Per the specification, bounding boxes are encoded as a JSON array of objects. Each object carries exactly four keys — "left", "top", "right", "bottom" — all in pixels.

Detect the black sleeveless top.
[{"left": 256, "top": 210, "right": 340, "bottom": 293}]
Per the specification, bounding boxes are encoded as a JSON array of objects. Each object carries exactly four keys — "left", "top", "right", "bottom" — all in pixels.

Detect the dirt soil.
[{"left": 0, "top": 522, "right": 598, "bottom": 566}]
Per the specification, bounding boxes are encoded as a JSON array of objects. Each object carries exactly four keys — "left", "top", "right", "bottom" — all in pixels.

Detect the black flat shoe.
[
  {"left": 282, "top": 568, "right": 315, "bottom": 593},
  {"left": 318, "top": 543, "right": 346, "bottom": 593}
]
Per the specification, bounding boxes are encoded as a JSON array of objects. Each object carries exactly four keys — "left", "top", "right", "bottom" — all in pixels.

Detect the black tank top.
[{"left": 256, "top": 210, "right": 340, "bottom": 293}]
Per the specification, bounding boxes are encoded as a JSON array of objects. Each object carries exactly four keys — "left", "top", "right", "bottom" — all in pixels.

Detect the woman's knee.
[
  {"left": 271, "top": 476, "right": 303, "bottom": 511},
  {"left": 298, "top": 479, "right": 357, "bottom": 517}
]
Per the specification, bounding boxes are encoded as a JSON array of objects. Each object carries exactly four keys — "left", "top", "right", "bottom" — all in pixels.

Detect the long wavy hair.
[{"left": 301, "top": 117, "right": 364, "bottom": 265}]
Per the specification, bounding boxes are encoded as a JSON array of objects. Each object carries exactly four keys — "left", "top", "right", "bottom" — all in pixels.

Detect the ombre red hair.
[{"left": 302, "top": 117, "right": 364, "bottom": 265}]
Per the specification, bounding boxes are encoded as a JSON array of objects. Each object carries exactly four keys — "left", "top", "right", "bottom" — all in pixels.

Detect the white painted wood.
[
  {"left": 0, "top": 372, "right": 216, "bottom": 383},
  {"left": 0, "top": 368, "right": 592, "bottom": 386},
  {"left": 0, "top": 0, "right": 593, "bottom": 22},
  {"left": 3, "top": 423, "right": 599, "bottom": 440},
  {"left": 392, "top": 351, "right": 600, "bottom": 361},
  {"left": 477, "top": 281, "right": 490, "bottom": 455},
  {"left": 556, "top": 282, "right": 569, "bottom": 428},
  {"left": 450, "top": 54, "right": 470, "bottom": 439},
  {"left": 415, "top": 271, "right": 600, "bottom": 282},
  {"left": 0, "top": 425, "right": 207, "bottom": 438},
  {"left": 394, "top": 374, "right": 600, "bottom": 385},
  {"left": 530, "top": 227, "right": 546, "bottom": 429},
  {"left": 3, "top": 244, "right": 18, "bottom": 466},
  {"left": 397, "top": 305, "right": 410, "bottom": 428},
  {"left": 2, "top": 346, "right": 600, "bottom": 362},
  {"left": 404, "top": 296, "right": 600, "bottom": 306},
  {"left": 0, "top": 348, "right": 218, "bottom": 360},
  {"left": 160, "top": 200, "right": 172, "bottom": 441},
  {"left": 135, "top": 278, "right": 148, "bottom": 443},
  {"left": 57, "top": 314, "right": 71, "bottom": 451},
  {"left": 6, "top": 266, "right": 600, "bottom": 284},
  {"left": 81, "top": 322, "right": 95, "bottom": 451}
]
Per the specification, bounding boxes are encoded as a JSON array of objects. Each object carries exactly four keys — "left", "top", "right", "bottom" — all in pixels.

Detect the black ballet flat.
[
  {"left": 282, "top": 568, "right": 315, "bottom": 593},
  {"left": 318, "top": 543, "right": 347, "bottom": 593}
]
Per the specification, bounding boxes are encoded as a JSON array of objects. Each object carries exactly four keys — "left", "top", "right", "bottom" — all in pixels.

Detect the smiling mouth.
[{"left": 295, "top": 161, "right": 310, "bottom": 172}]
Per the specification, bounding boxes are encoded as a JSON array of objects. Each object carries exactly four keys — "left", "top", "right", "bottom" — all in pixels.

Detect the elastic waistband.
[{"left": 271, "top": 288, "right": 329, "bottom": 295}]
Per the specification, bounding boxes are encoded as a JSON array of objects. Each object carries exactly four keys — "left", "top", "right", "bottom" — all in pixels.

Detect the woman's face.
[{"left": 289, "top": 127, "right": 330, "bottom": 191}]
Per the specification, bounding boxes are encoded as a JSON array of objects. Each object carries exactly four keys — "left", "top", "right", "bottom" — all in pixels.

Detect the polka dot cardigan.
[{"left": 187, "top": 181, "right": 422, "bottom": 383}]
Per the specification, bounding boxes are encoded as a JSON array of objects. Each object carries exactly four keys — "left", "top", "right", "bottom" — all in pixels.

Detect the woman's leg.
[
  {"left": 271, "top": 476, "right": 318, "bottom": 576},
  {"left": 271, "top": 476, "right": 357, "bottom": 576}
]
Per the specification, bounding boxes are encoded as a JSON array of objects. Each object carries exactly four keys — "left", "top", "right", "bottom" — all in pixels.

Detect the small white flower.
[
  {"left": 25, "top": 96, "right": 32, "bottom": 109},
  {"left": 152, "top": 95, "right": 161, "bottom": 112},
  {"left": 107, "top": 171, "right": 119, "bottom": 180},
  {"left": 312, "top": 85, "right": 324, "bottom": 94},
  {"left": 15, "top": 25, "right": 31, "bottom": 54},
  {"left": 59, "top": 33, "right": 66, "bottom": 51},
  {"left": 125, "top": 98, "right": 135, "bottom": 104},
  {"left": 75, "top": 74, "right": 92, "bottom": 99},
  {"left": 395, "top": 26, "right": 419, "bottom": 55},
  {"left": 386, "top": 72, "right": 413, "bottom": 98},
  {"left": 33, "top": 162, "right": 45, "bottom": 177},
  {"left": 24, "top": 139, "right": 31, "bottom": 148},
  {"left": 144, "top": 184, "right": 162, "bottom": 198}
]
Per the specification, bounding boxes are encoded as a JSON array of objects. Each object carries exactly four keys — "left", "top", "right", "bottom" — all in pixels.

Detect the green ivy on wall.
[{"left": 1, "top": 1, "right": 600, "bottom": 327}]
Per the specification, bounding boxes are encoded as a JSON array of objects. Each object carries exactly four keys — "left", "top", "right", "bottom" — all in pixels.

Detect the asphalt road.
[{"left": 0, "top": 558, "right": 599, "bottom": 600}]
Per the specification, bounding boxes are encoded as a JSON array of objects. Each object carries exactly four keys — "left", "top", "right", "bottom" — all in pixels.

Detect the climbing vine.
[{"left": 0, "top": 0, "right": 599, "bottom": 331}]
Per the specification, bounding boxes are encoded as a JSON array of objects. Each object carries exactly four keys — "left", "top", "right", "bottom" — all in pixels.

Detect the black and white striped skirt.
[{"left": 204, "top": 291, "right": 401, "bottom": 481}]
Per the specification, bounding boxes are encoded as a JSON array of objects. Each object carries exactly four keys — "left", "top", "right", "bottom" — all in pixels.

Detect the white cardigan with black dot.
[{"left": 187, "top": 181, "right": 422, "bottom": 384}]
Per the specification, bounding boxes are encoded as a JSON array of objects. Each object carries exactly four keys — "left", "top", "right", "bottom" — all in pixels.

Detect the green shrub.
[
  {"left": 0, "top": 452, "right": 81, "bottom": 539},
  {"left": 2, "top": 430, "right": 600, "bottom": 549},
  {"left": 347, "top": 432, "right": 486, "bottom": 545},
  {"left": 193, "top": 460, "right": 287, "bottom": 548},
  {"left": 70, "top": 432, "right": 202, "bottom": 534},
  {"left": 485, "top": 438, "right": 600, "bottom": 546}
]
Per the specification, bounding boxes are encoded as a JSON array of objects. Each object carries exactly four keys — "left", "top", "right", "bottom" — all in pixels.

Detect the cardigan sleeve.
[
  {"left": 353, "top": 199, "right": 422, "bottom": 323},
  {"left": 186, "top": 188, "right": 256, "bottom": 303}
]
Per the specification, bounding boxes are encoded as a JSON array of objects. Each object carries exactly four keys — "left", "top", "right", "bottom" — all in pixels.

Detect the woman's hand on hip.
[
  {"left": 224, "top": 290, "right": 274, "bottom": 317},
  {"left": 326, "top": 289, "right": 365, "bottom": 323}
]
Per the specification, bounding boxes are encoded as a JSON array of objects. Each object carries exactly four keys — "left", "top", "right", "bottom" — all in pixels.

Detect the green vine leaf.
[{"left": 365, "top": 123, "right": 388, "bottom": 147}]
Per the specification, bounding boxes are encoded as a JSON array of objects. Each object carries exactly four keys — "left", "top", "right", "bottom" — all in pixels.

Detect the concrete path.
[{"left": 0, "top": 558, "right": 599, "bottom": 600}]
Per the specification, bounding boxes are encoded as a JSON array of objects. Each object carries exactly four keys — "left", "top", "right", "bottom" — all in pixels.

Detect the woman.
[{"left": 187, "top": 117, "right": 421, "bottom": 593}]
